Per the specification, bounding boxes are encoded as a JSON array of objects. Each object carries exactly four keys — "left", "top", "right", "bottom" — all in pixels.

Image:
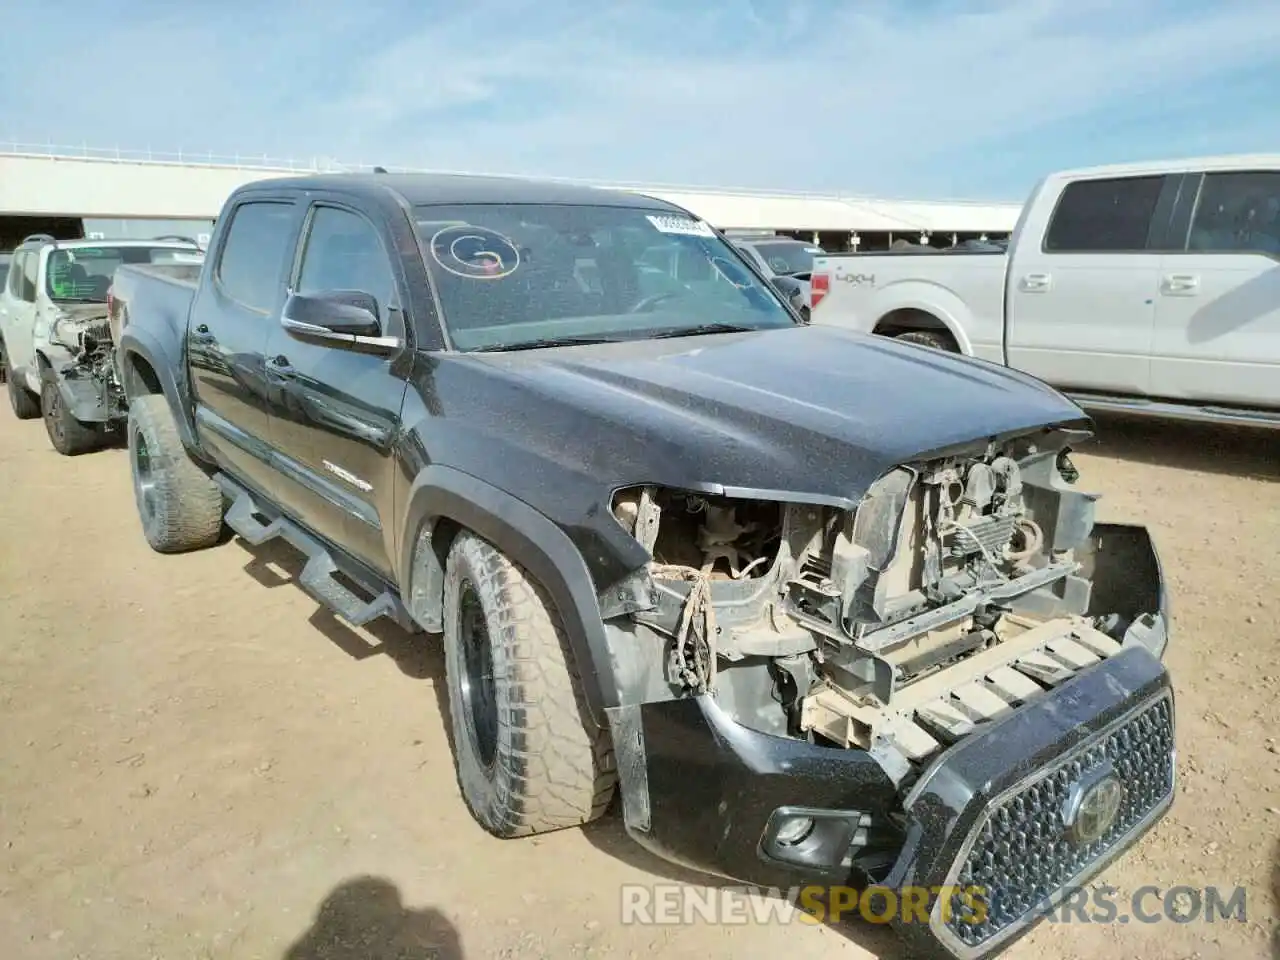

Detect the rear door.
[
  {"left": 0, "top": 253, "right": 28, "bottom": 373},
  {"left": 187, "top": 195, "right": 303, "bottom": 499},
  {"left": 1005, "top": 174, "right": 1174, "bottom": 395},
  {"left": 260, "top": 199, "right": 411, "bottom": 580},
  {"left": 3, "top": 252, "right": 41, "bottom": 388},
  {"left": 1151, "top": 168, "right": 1280, "bottom": 410}
]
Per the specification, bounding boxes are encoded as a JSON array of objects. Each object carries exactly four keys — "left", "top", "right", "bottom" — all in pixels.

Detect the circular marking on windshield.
[{"left": 429, "top": 225, "right": 521, "bottom": 279}]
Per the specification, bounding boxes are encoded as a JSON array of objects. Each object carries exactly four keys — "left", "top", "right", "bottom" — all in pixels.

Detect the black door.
[
  {"left": 188, "top": 197, "right": 301, "bottom": 499},
  {"left": 261, "top": 201, "right": 411, "bottom": 580}
]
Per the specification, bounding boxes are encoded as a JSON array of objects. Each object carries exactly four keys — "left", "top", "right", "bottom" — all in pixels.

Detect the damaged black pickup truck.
[{"left": 111, "top": 172, "right": 1175, "bottom": 959}]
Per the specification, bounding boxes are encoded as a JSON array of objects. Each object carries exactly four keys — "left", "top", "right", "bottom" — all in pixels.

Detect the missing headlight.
[{"left": 610, "top": 485, "right": 784, "bottom": 581}]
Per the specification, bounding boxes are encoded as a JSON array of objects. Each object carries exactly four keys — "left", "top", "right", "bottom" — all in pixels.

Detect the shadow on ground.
[
  {"left": 283, "top": 876, "right": 463, "bottom": 960},
  {"left": 582, "top": 807, "right": 909, "bottom": 958},
  {"left": 1084, "top": 413, "right": 1280, "bottom": 481},
  {"left": 231, "top": 537, "right": 450, "bottom": 729}
]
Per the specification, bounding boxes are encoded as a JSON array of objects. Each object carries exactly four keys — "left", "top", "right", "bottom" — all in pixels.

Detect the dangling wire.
[{"left": 651, "top": 562, "right": 718, "bottom": 693}]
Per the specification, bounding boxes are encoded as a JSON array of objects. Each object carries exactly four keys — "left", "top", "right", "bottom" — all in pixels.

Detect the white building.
[{"left": 0, "top": 145, "right": 1023, "bottom": 252}]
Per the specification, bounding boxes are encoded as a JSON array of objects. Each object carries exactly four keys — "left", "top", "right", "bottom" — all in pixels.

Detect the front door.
[
  {"left": 1005, "top": 174, "right": 1170, "bottom": 396},
  {"left": 261, "top": 201, "right": 410, "bottom": 580},
  {"left": 187, "top": 197, "right": 302, "bottom": 499},
  {"left": 1152, "top": 169, "right": 1280, "bottom": 410}
]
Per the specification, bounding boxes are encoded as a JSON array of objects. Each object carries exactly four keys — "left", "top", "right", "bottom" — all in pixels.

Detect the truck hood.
[{"left": 447, "top": 324, "right": 1088, "bottom": 506}]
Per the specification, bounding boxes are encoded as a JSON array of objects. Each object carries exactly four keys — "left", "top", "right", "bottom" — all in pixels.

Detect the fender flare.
[
  {"left": 117, "top": 328, "right": 201, "bottom": 454},
  {"left": 399, "top": 465, "right": 618, "bottom": 725}
]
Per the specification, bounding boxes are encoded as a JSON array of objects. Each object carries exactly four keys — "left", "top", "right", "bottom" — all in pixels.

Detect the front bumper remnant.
[{"left": 609, "top": 645, "right": 1174, "bottom": 960}]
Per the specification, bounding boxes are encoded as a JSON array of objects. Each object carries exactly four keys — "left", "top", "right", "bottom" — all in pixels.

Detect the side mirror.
[
  {"left": 281, "top": 290, "right": 402, "bottom": 354},
  {"left": 769, "top": 276, "right": 808, "bottom": 320},
  {"left": 769, "top": 276, "right": 797, "bottom": 297}
]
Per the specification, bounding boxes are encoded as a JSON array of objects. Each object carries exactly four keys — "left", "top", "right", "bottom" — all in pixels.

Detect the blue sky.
[{"left": 2, "top": 0, "right": 1278, "bottom": 201}]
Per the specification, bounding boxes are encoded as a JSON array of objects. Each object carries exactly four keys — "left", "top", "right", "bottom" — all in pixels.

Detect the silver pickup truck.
[{"left": 808, "top": 154, "right": 1280, "bottom": 430}]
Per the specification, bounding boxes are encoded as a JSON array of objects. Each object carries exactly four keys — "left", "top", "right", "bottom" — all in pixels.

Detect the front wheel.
[
  {"left": 127, "top": 394, "right": 225, "bottom": 553},
  {"left": 441, "top": 531, "right": 616, "bottom": 837},
  {"left": 41, "top": 369, "right": 102, "bottom": 456}
]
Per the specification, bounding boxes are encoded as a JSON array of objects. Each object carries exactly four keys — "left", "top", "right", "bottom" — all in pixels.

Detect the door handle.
[
  {"left": 1020, "top": 273, "right": 1052, "bottom": 292},
  {"left": 1160, "top": 274, "right": 1199, "bottom": 294},
  {"left": 268, "top": 354, "right": 294, "bottom": 375}
]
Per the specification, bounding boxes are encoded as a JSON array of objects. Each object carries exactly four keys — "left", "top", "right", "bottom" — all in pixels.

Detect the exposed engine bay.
[
  {"left": 605, "top": 426, "right": 1166, "bottom": 787},
  {"left": 46, "top": 311, "right": 125, "bottom": 423}
]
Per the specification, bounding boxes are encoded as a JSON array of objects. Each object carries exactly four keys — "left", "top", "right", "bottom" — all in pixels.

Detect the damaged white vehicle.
[{"left": 0, "top": 234, "right": 203, "bottom": 454}]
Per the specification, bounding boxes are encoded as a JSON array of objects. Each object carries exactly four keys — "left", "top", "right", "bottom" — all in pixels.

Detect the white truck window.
[
  {"left": 1187, "top": 171, "right": 1280, "bottom": 254},
  {"left": 19, "top": 252, "right": 38, "bottom": 302},
  {"left": 1043, "top": 175, "right": 1164, "bottom": 253},
  {"left": 4, "top": 253, "right": 21, "bottom": 297}
]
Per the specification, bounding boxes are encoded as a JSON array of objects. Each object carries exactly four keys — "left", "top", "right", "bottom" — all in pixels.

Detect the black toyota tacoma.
[{"left": 110, "top": 173, "right": 1175, "bottom": 959}]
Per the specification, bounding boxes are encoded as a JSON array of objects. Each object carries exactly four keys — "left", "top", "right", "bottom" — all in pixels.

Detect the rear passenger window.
[
  {"left": 1187, "top": 171, "right": 1280, "bottom": 255},
  {"left": 1044, "top": 176, "right": 1164, "bottom": 253},
  {"left": 4, "top": 253, "right": 21, "bottom": 297},
  {"left": 19, "top": 253, "right": 38, "bottom": 302},
  {"left": 215, "top": 201, "right": 295, "bottom": 312}
]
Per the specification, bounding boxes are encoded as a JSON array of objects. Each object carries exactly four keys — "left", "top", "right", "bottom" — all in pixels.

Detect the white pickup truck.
[{"left": 808, "top": 154, "right": 1280, "bottom": 429}]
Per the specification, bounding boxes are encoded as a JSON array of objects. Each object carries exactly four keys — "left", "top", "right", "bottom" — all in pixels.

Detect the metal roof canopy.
[{"left": 0, "top": 149, "right": 1023, "bottom": 234}]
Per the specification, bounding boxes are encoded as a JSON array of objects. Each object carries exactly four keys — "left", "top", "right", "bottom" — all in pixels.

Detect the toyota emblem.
[{"left": 1062, "top": 761, "right": 1125, "bottom": 845}]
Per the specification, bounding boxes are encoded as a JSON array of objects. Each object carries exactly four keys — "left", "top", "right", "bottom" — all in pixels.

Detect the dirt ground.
[{"left": 1, "top": 410, "right": 1278, "bottom": 960}]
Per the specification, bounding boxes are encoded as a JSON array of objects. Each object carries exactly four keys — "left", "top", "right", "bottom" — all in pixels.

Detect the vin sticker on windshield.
[{"left": 646, "top": 214, "right": 715, "bottom": 237}]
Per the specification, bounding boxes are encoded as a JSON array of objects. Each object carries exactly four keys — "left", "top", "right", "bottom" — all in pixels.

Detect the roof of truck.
[
  {"left": 237, "top": 171, "right": 692, "bottom": 212},
  {"left": 1048, "top": 152, "right": 1280, "bottom": 181}
]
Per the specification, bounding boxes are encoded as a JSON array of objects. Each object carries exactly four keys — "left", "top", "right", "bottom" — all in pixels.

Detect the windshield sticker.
[
  {"left": 428, "top": 225, "right": 520, "bottom": 279},
  {"left": 645, "top": 214, "right": 715, "bottom": 237}
]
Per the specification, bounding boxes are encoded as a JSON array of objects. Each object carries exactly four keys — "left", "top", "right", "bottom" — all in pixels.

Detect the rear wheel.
[
  {"left": 41, "top": 369, "right": 102, "bottom": 456},
  {"left": 5, "top": 352, "right": 40, "bottom": 420},
  {"left": 440, "top": 531, "right": 616, "bottom": 837},
  {"left": 127, "top": 394, "right": 225, "bottom": 553},
  {"left": 893, "top": 329, "right": 958, "bottom": 352}
]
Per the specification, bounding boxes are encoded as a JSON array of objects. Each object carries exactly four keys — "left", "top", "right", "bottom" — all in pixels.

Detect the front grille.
[{"left": 937, "top": 693, "right": 1174, "bottom": 954}]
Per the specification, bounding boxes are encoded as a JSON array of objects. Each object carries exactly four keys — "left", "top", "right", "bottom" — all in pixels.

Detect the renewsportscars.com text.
[{"left": 619, "top": 883, "right": 1249, "bottom": 927}]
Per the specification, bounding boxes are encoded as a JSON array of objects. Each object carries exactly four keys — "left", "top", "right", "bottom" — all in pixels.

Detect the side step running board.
[
  {"left": 1066, "top": 392, "right": 1280, "bottom": 430},
  {"left": 217, "top": 474, "right": 418, "bottom": 632}
]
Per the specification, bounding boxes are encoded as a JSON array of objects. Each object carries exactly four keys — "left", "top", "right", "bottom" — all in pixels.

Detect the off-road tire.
[
  {"left": 441, "top": 530, "right": 616, "bottom": 837},
  {"left": 894, "top": 329, "right": 958, "bottom": 352},
  {"left": 41, "top": 369, "right": 102, "bottom": 456},
  {"left": 6, "top": 357, "right": 40, "bottom": 420},
  {"left": 127, "top": 393, "right": 225, "bottom": 553}
]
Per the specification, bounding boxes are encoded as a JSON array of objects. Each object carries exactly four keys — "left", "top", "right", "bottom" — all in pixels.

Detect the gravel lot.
[{"left": 1, "top": 409, "right": 1277, "bottom": 960}]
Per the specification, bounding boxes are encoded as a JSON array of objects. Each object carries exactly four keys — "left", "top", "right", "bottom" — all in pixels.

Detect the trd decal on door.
[{"left": 322, "top": 460, "right": 373, "bottom": 493}]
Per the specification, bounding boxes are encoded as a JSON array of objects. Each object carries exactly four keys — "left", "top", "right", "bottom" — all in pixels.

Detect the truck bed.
[
  {"left": 811, "top": 249, "right": 1010, "bottom": 361},
  {"left": 109, "top": 262, "right": 201, "bottom": 350}
]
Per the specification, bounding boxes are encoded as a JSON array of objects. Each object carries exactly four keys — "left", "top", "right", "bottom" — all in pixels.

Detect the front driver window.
[{"left": 296, "top": 206, "right": 399, "bottom": 331}]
